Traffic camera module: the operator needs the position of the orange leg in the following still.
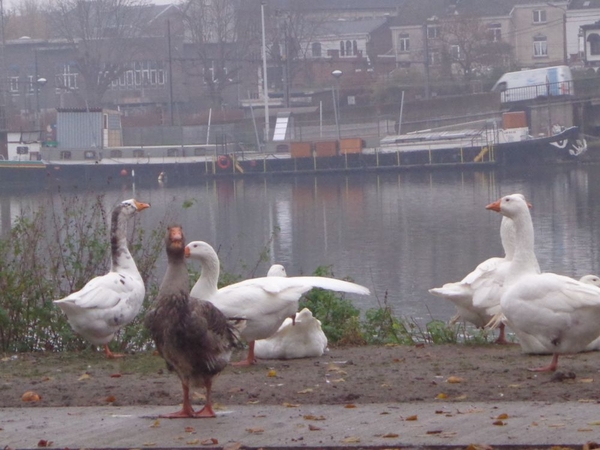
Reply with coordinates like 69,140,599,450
494,323,513,345
104,344,124,359
194,379,216,418
232,341,257,366
160,381,195,418
528,353,559,372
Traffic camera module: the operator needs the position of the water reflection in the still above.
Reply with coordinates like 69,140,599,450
1,164,600,323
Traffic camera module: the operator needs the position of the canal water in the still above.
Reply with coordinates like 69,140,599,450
2,163,600,324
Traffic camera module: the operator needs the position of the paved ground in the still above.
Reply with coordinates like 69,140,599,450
2,401,600,449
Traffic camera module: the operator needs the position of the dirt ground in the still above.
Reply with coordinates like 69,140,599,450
2,344,600,410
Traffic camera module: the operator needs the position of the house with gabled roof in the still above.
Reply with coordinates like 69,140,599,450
567,0,600,62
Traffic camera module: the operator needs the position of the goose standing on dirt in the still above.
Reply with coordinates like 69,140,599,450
54,199,150,359
486,194,600,372
429,201,539,344
145,226,243,418
185,240,370,366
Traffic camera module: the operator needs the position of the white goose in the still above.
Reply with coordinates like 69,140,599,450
185,241,370,365
516,275,600,354
254,307,328,360
487,194,600,372
429,199,539,344
54,199,150,358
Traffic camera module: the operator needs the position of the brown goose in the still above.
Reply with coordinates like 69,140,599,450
145,225,242,418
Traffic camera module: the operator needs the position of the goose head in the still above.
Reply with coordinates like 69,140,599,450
119,198,151,217
184,240,219,262
166,225,185,256
486,193,530,219
267,264,287,277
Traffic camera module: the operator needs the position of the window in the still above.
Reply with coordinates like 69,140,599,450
450,45,462,60
346,40,352,56
9,77,19,94
428,50,441,65
16,146,29,155
533,10,547,24
203,64,228,84
533,35,548,57
84,150,97,160
60,151,72,160
111,61,166,90
340,41,345,56
427,25,440,39
56,63,78,91
588,33,600,55
397,34,410,52
488,23,501,42
133,149,145,158
167,148,179,157
110,149,123,158
311,42,322,58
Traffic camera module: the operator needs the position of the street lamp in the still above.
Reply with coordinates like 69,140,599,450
331,69,342,141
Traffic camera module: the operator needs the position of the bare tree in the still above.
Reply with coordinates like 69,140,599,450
439,14,512,82
267,5,332,96
180,0,260,109
47,0,154,107
3,0,51,40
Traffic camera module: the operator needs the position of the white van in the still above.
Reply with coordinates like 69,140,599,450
491,66,574,103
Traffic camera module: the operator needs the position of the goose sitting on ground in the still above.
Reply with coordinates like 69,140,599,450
185,240,370,366
54,199,150,359
145,225,243,418
486,194,600,372
429,200,539,344
254,307,328,360
267,264,287,277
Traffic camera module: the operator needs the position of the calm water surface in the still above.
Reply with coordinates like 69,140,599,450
2,164,600,323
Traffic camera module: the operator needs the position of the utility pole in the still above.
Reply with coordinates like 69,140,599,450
261,2,270,145
167,20,174,126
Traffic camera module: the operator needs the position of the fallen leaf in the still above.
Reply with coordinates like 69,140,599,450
192,392,206,401
579,378,594,383
267,370,277,377
303,415,326,421
583,442,600,450
297,388,313,394
493,420,505,426
447,376,463,383
588,421,600,426
308,424,321,431
436,393,448,399
344,404,356,409
223,443,242,450
405,415,418,421
341,436,360,443
186,439,200,445
37,440,53,447
78,373,91,381
142,443,156,447
246,428,264,434
466,444,494,450
508,384,522,388
105,395,116,403
455,394,467,400
497,413,509,420
201,438,218,445
426,430,442,435
331,378,345,383
150,420,160,428
110,373,122,378
228,387,244,394
382,432,399,438
184,426,195,433
579,428,594,432
282,402,299,408
22,391,41,402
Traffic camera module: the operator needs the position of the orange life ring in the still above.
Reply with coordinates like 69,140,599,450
217,155,232,170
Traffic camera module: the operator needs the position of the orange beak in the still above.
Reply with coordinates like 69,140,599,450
486,199,502,212
134,200,151,211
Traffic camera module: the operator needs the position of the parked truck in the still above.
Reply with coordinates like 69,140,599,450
491,66,574,103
